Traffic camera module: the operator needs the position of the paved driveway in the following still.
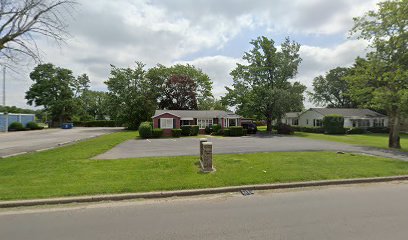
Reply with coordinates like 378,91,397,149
0,127,122,158
95,134,408,160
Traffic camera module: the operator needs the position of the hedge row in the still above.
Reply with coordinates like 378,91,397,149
8,121,44,131
72,120,118,127
323,115,345,134
180,125,199,136
223,126,245,136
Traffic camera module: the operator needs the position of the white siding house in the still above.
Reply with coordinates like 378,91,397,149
283,108,388,128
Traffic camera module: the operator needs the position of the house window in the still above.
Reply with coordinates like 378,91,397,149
373,119,384,127
359,119,370,127
292,119,299,126
197,119,213,129
313,119,323,127
160,118,173,129
306,119,309,125
181,120,191,126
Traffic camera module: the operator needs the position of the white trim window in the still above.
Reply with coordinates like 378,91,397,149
197,119,213,129
160,118,173,129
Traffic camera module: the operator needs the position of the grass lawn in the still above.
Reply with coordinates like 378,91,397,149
294,132,408,151
1,131,408,201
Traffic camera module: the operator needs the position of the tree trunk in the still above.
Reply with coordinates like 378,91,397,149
266,114,272,133
388,109,401,149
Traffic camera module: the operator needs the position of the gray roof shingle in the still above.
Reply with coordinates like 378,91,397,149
309,108,386,118
152,110,241,119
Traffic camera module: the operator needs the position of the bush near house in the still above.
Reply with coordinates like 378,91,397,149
26,121,44,130
138,122,153,138
212,124,222,135
323,114,345,134
243,129,248,136
8,122,26,131
152,128,164,138
229,126,244,136
172,129,182,137
205,126,212,134
295,126,325,133
181,125,192,136
223,128,231,136
276,123,294,135
191,125,199,136
347,128,367,134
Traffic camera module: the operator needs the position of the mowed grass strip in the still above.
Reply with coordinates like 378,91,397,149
1,131,408,200
294,132,408,151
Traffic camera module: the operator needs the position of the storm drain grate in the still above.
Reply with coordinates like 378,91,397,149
240,189,254,196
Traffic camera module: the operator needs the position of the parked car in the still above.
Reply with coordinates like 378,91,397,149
242,122,257,134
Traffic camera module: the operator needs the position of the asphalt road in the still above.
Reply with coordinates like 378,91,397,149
1,182,408,240
0,127,122,157
95,135,408,160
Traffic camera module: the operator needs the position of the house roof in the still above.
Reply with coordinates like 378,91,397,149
307,108,386,118
152,110,241,119
285,112,301,118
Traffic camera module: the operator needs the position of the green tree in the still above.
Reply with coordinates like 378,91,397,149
25,63,77,126
349,0,408,149
105,62,156,129
146,64,213,109
308,67,357,108
76,90,109,120
222,36,306,132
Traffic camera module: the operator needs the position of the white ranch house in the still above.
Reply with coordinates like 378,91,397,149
283,108,388,128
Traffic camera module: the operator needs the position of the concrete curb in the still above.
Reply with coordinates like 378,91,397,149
2,175,408,208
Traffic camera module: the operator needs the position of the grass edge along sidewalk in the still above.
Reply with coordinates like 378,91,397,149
2,131,408,201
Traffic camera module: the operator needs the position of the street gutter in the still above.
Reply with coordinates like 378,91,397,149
2,175,408,208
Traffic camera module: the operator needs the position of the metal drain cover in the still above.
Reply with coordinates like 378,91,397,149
240,189,254,196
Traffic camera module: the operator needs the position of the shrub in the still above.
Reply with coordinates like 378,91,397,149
152,128,163,138
367,127,389,133
191,125,199,136
138,122,152,138
172,129,182,138
323,115,345,134
347,128,366,134
276,123,294,135
212,124,222,135
8,122,25,131
205,126,213,134
223,128,231,136
229,126,244,136
181,125,192,136
26,121,43,130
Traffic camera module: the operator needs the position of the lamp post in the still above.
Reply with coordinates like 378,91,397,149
2,66,7,133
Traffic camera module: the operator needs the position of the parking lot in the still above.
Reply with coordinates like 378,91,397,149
94,134,400,160
0,127,122,158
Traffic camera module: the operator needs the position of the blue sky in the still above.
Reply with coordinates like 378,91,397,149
4,0,379,109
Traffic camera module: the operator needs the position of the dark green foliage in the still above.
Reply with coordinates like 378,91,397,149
152,128,164,138
229,126,244,136
323,115,345,134
367,127,389,133
205,126,212,134
26,121,43,130
73,120,117,127
212,124,222,135
181,125,192,136
243,129,248,136
347,128,367,134
138,122,153,139
223,128,231,136
172,129,182,138
276,123,294,135
8,122,25,131
191,125,199,136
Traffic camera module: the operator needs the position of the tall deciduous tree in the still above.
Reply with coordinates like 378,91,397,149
198,97,229,111
222,36,306,132
105,62,156,129
349,0,408,149
159,75,198,110
25,63,77,125
0,0,77,65
146,64,213,109
309,67,357,108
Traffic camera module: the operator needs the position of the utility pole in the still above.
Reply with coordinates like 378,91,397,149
2,66,7,133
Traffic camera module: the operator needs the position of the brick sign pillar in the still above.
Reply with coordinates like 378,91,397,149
201,142,214,172
199,138,207,161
